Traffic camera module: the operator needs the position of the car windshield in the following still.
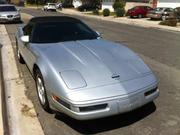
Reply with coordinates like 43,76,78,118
32,21,98,43
155,8,164,11
131,6,139,10
0,6,17,12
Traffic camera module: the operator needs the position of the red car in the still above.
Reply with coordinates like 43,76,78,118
127,6,153,18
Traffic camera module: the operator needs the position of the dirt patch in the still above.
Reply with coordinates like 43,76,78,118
21,103,37,118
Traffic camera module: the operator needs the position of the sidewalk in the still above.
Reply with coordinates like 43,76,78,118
59,8,180,32
0,21,44,135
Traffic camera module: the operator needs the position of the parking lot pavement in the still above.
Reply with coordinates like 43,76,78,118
1,8,180,135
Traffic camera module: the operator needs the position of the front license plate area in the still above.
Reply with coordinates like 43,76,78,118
118,95,140,112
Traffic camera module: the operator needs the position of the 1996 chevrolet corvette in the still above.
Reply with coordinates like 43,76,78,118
15,16,159,120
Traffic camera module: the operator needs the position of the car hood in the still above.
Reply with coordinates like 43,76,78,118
33,39,152,90
0,11,19,16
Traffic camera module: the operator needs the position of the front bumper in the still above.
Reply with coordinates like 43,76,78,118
0,16,21,23
51,85,159,120
147,14,162,19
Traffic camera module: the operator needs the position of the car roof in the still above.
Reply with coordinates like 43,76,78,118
29,16,81,24
0,4,15,7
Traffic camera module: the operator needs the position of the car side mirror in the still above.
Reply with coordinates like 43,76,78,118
17,9,21,12
96,31,102,39
20,35,29,43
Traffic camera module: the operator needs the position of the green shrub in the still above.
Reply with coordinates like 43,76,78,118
115,8,125,17
113,0,125,10
103,8,110,17
93,9,99,15
159,19,177,27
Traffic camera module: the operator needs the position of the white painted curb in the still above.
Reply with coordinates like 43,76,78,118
0,23,44,135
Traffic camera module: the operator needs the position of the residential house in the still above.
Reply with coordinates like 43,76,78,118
155,0,180,8
102,0,151,11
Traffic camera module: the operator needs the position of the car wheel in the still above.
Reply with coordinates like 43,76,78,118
138,14,143,18
162,15,166,21
35,69,52,113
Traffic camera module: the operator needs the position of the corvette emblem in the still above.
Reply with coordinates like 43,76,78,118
111,74,120,79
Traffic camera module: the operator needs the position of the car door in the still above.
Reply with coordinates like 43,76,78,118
21,23,36,72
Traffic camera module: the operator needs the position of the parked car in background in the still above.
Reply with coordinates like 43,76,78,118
43,3,56,11
0,4,21,23
62,2,73,8
15,16,159,120
127,6,153,18
56,2,62,10
174,7,180,21
147,7,174,21
77,3,99,12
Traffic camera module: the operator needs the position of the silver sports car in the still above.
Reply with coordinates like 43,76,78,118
0,4,21,23
16,16,159,120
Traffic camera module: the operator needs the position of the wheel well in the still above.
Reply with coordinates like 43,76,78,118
33,64,40,77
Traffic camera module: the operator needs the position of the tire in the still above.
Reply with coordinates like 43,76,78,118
35,69,52,113
162,15,166,21
138,14,143,18
16,39,25,64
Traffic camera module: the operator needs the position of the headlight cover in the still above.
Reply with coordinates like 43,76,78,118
14,14,20,18
60,70,87,89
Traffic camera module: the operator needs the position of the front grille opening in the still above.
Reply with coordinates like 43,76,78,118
79,104,108,112
144,87,158,97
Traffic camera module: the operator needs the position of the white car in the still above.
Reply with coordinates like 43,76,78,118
43,3,56,11
0,4,21,23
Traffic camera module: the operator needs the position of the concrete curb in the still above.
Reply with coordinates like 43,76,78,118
0,87,3,135
0,23,44,135
0,44,4,134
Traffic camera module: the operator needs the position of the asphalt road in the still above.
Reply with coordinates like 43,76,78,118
5,8,180,135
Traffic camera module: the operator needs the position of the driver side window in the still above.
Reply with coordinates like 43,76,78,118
23,24,34,36
23,23,34,42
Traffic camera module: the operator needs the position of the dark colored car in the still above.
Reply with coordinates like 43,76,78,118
77,4,99,12
147,7,174,21
62,2,73,8
174,7,180,21
127,6,153,18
